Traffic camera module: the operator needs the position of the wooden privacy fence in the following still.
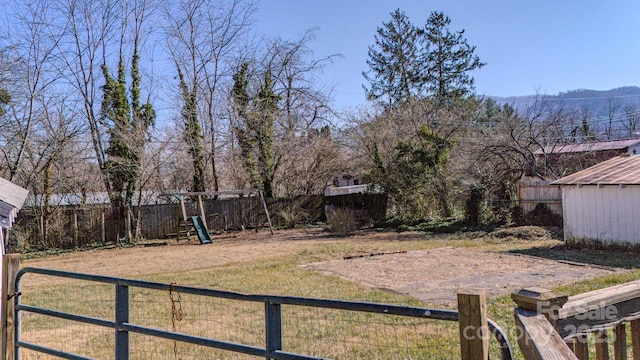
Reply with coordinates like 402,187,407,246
513,281,640,359
12,194,386,250
518,179,562,216
10,206,125,250
122,195,326,240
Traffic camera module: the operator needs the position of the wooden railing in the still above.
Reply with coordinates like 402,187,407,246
513,280,640,359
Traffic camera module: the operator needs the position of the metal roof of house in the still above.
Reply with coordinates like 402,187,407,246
537,139,640,154
551,155,640,186
24,190,244,207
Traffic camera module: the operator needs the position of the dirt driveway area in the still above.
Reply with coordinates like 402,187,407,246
22,228,625,303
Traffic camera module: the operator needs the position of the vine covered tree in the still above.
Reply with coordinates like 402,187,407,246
230,30,337,197
232,63,280,197
163,0,255,193
101,0,155,209
102,58,133,208
177,66,206,192
353,100,460,218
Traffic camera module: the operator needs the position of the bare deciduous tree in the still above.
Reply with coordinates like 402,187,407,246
163,0,255,192
603,97,621,140
1,0,61,183
623,103,640,138
230,30,340,196
52,0,121,199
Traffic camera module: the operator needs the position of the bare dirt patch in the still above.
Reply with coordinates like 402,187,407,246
305,247,625,306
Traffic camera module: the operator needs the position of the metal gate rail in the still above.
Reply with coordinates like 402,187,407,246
14,267,512,359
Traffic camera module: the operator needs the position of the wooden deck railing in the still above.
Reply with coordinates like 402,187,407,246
513,280,640,359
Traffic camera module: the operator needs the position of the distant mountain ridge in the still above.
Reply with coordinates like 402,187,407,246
491,86,640,117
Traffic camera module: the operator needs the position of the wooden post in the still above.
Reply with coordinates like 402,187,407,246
614,324,627,360
458,289,489,360
258,191,274,235
58,211,63,245
124,206,132,241
511,287,568,328
238,193,244,230
39,215,44,246
2,254,19,360
101,211,106,244
595,330,609,360
73,210,78,247
254,195,260,233
511,287,576,360
178,196,190,239
574,335,589,360
631,319,640,360
196,195,208,232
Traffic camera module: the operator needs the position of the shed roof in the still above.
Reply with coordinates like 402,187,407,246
0,177,29,209
551,155,640,186
537,139,640,155
0,177,29,229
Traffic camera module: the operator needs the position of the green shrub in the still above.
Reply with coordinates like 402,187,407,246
278,202,309,229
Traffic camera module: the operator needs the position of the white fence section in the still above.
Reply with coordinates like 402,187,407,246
324,184,369,196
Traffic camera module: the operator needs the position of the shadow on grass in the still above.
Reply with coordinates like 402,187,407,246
509,244,640,269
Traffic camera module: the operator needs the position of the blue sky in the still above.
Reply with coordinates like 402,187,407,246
254,0,640,110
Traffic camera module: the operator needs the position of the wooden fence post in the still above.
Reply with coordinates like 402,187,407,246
511,287,576,360
458,289,489,360
614,324,626,360
258,191,274,235
511,287,568,327
631,319,640,360
101,210,106,244
594,330,609,360
2,254,19,360
73,211,78,247
574,335,589,360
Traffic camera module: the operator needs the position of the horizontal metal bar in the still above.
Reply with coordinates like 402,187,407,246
16,267,265,302
17,341,94,360
121,323,267,357
17,304,115,329
17,267,123,286
123,323,326,360
270,350,327,360
267,296,460,320
17,267,458,321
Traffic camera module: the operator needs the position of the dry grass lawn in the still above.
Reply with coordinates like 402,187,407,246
16,226,640,359
21,226,625,304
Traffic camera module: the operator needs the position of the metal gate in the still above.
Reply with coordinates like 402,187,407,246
14,267,512,359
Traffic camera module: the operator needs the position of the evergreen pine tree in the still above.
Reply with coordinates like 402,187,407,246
422,11,485,102
362,9,422,107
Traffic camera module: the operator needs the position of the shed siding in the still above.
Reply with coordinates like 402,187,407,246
563,185,640,245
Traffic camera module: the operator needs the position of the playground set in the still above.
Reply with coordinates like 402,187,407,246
162,189,273,244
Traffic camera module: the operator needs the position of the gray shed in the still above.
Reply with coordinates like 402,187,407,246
551,155,640,246
0,177,28,253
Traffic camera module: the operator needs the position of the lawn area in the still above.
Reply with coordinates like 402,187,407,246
16,226,640,359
